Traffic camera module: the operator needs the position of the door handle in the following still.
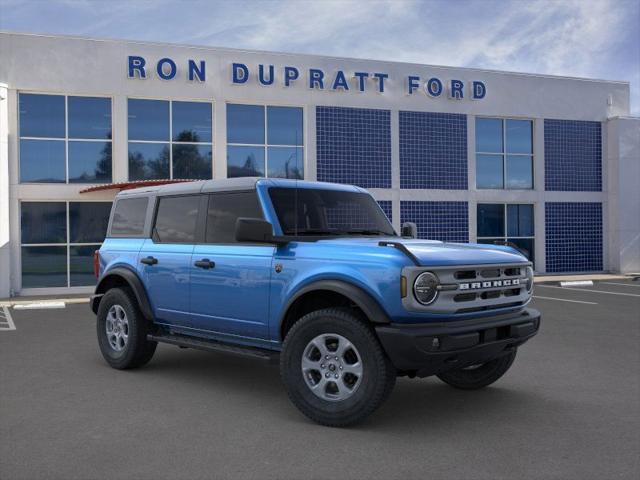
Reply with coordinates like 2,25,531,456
141,256,158,266
194,259,215,269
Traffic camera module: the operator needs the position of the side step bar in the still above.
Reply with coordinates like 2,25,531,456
147,333,278,362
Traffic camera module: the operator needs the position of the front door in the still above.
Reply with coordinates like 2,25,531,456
139,194,201,328
189,191,274,340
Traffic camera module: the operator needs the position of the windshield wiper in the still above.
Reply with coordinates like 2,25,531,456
345,229,393,236
284,228,347,236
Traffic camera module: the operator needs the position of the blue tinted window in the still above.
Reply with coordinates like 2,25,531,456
227,146,265,178
507,238,534,262
507,204,534,237
506,155,533,189
69,202,112,243
227,104,264,144
20,139,65,183
21,246,68,288
476,118,502,153
70,246,98,286
68,141,112,183
506,119,532,154
477,204,505,237
128,142,170,180
172,101,212,143
172,144,212,179
128,99,169,141
21,202,67,244
268,147,303,179
19,93,65,138
68,97,112,139
267,106,303,145
476,154,503,189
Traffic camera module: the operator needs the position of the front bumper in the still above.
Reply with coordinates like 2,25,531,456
375,308,541,377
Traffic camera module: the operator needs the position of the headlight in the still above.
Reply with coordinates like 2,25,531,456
414,272,439,305
525,266,534,293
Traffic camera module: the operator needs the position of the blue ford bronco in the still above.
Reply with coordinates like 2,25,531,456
91,178,540,426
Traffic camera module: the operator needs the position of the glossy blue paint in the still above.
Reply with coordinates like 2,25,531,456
98,179,530,351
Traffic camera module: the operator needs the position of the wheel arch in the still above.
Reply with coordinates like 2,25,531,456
92,267,154,320
279,280,391,341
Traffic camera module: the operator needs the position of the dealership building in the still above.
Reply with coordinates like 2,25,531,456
0,31,638,297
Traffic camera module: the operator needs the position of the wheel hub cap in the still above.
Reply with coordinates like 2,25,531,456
301,333,363,402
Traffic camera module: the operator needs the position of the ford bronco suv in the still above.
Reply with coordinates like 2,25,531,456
91,178,540,426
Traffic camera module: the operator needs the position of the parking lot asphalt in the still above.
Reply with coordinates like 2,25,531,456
1,280,639,480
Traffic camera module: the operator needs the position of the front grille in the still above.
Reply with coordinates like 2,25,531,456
403,262,532,315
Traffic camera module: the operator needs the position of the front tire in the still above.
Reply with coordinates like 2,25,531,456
436,349,517,390
97,287,157,370
280,308,396,427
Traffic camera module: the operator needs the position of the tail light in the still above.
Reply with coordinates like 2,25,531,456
94,250,100,278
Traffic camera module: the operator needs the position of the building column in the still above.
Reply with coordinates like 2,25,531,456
0,83,9,297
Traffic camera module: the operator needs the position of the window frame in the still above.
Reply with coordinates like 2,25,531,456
19,200,113,289
226,102,306,180
476,202,536,260
204,190,266,245
127,97,215,181
18,92,114,184
475,116,534,190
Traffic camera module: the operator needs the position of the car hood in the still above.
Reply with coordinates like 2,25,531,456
316,237,528,267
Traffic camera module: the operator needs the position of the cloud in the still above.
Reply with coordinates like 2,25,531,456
1,0,638,113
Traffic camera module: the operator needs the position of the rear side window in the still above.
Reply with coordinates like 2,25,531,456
154,195,200,243
110,197,148,236
206,192,263,244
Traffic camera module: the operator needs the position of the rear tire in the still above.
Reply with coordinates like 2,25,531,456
96,287,157,370
436,349,517,390
280,308,396,427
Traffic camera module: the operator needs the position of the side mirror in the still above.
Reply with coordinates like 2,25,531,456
235,218,275,243
401,222,418,239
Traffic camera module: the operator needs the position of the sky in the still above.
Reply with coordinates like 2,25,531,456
1,0,638,114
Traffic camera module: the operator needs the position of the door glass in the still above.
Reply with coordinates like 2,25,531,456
154,195,200,243
205,192,263,244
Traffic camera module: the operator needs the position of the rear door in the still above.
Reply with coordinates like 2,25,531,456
190,191,274,340
139,194,203,328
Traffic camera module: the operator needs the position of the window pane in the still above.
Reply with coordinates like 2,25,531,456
506,155,533,189
227,146,265,178
110,197,148,236
477,204,505,237
476,118,503,153
267,147,303,179
21,202,66,244
507,237,534,262
267,106,303,145
20,139,65,183
19,93,65,138
172,144,212,180
507,204,534,237
70,202,112,243
506,119,532,154
206,192,263,244
128,99,169,141
172,101,212,143
68,96,112,139
128,142,170,180
70,245,100,286
476,154,504,189
227,104,264,144
21,246,67,288
68,141,112,183
154,195,200,243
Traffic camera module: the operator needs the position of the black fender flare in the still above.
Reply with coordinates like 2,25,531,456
91,267,154,320
280,279,391,328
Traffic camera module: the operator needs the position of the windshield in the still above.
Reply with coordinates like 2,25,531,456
269,187,396,237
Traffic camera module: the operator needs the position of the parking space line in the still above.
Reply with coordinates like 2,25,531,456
537,285,640,297
533,295,597,305
600,282,640,288
0,306,16,331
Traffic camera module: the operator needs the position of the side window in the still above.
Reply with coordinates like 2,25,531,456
110,197,149,236
205,192,263,244
153,195,200,244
